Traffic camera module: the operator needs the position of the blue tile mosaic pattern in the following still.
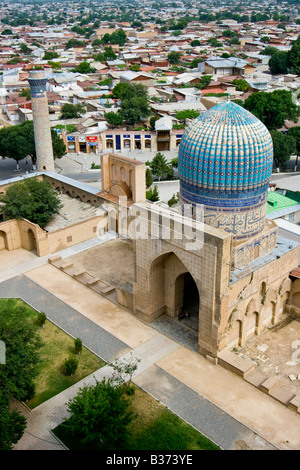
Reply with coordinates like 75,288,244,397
178,100,273,205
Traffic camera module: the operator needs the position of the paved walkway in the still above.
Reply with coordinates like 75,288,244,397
2,265,300,451
0,231,117,284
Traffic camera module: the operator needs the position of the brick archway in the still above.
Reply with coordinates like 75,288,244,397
0,230,8,251
147,251,200,323
131,202,232,358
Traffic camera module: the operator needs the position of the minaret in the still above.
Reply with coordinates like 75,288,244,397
28,69,55,172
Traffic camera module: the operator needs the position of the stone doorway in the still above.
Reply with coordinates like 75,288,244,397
176,272,199,332
27,229,37,253
0,231,8,251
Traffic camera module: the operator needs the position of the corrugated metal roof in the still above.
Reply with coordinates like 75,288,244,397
266,191,299,214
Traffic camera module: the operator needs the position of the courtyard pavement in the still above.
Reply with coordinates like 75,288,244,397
1,256,300,451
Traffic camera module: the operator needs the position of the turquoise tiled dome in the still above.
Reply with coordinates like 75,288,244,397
178,100,273,204
178,100,274,240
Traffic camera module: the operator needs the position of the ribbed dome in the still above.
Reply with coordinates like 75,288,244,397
178,100,273,199
178,100,274,240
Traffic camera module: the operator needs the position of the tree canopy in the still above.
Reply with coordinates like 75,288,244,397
101,29,127,46
259,45,278,56
243,90,300,130
0,178,62,228
195,75,212,90
0,299,44,450
175,110,200,120
267,37,300,75
288,38,300,75
62,378,134,449
167,51,182,65
0,299,43,401
0,120,35,164
104,110,124,127
146,152,174,181
0,121,66,165
0,391,26,450
43,51,59,60
268,51,289,74
60,103,86,119
65,38,86,49
270,130,296,171
108,83,151,126
71,60,96,74
287,127,300,170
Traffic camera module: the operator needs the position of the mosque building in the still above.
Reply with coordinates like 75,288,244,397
0,73,300,365
132,99,300,360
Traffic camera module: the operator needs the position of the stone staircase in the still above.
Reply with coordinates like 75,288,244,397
218,349,300,414
48,254,117,301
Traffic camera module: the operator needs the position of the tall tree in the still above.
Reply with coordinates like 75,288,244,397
104,110,124,127
0,391,26,450
0,121,66,167
71,60,96,74
51,129,66,160
146,152,174,181
121,95,150,125
270,130,296,172
287,127,300,171
0,120,35,168
0,300,43,401
288,39,300,75
63,378,134,449
119,84,151,126
243,90,300,130
167,51,182,65
268,51,289,74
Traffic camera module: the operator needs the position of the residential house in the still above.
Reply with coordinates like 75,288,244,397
119,70,154,87
204,57,256,76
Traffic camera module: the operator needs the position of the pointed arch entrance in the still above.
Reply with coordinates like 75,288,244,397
148,251,200,331
27,229,37,252
0,230,8,251
175,272,200,331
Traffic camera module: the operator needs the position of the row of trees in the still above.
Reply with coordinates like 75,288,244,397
0,301,43,449
0,291,141,450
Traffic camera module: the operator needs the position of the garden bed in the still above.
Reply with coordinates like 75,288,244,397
0,299,105,409
52,385,219,451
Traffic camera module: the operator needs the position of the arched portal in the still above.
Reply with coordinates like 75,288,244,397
0,230,8,251
176,272,200,331
148,252,200,331
27,229,36,252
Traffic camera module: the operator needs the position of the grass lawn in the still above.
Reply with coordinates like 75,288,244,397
0,298,105,409
52,386,220,451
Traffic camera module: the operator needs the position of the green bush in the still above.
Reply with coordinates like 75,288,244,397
35,312,47,328
74,338,82,354
63,357,79,376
